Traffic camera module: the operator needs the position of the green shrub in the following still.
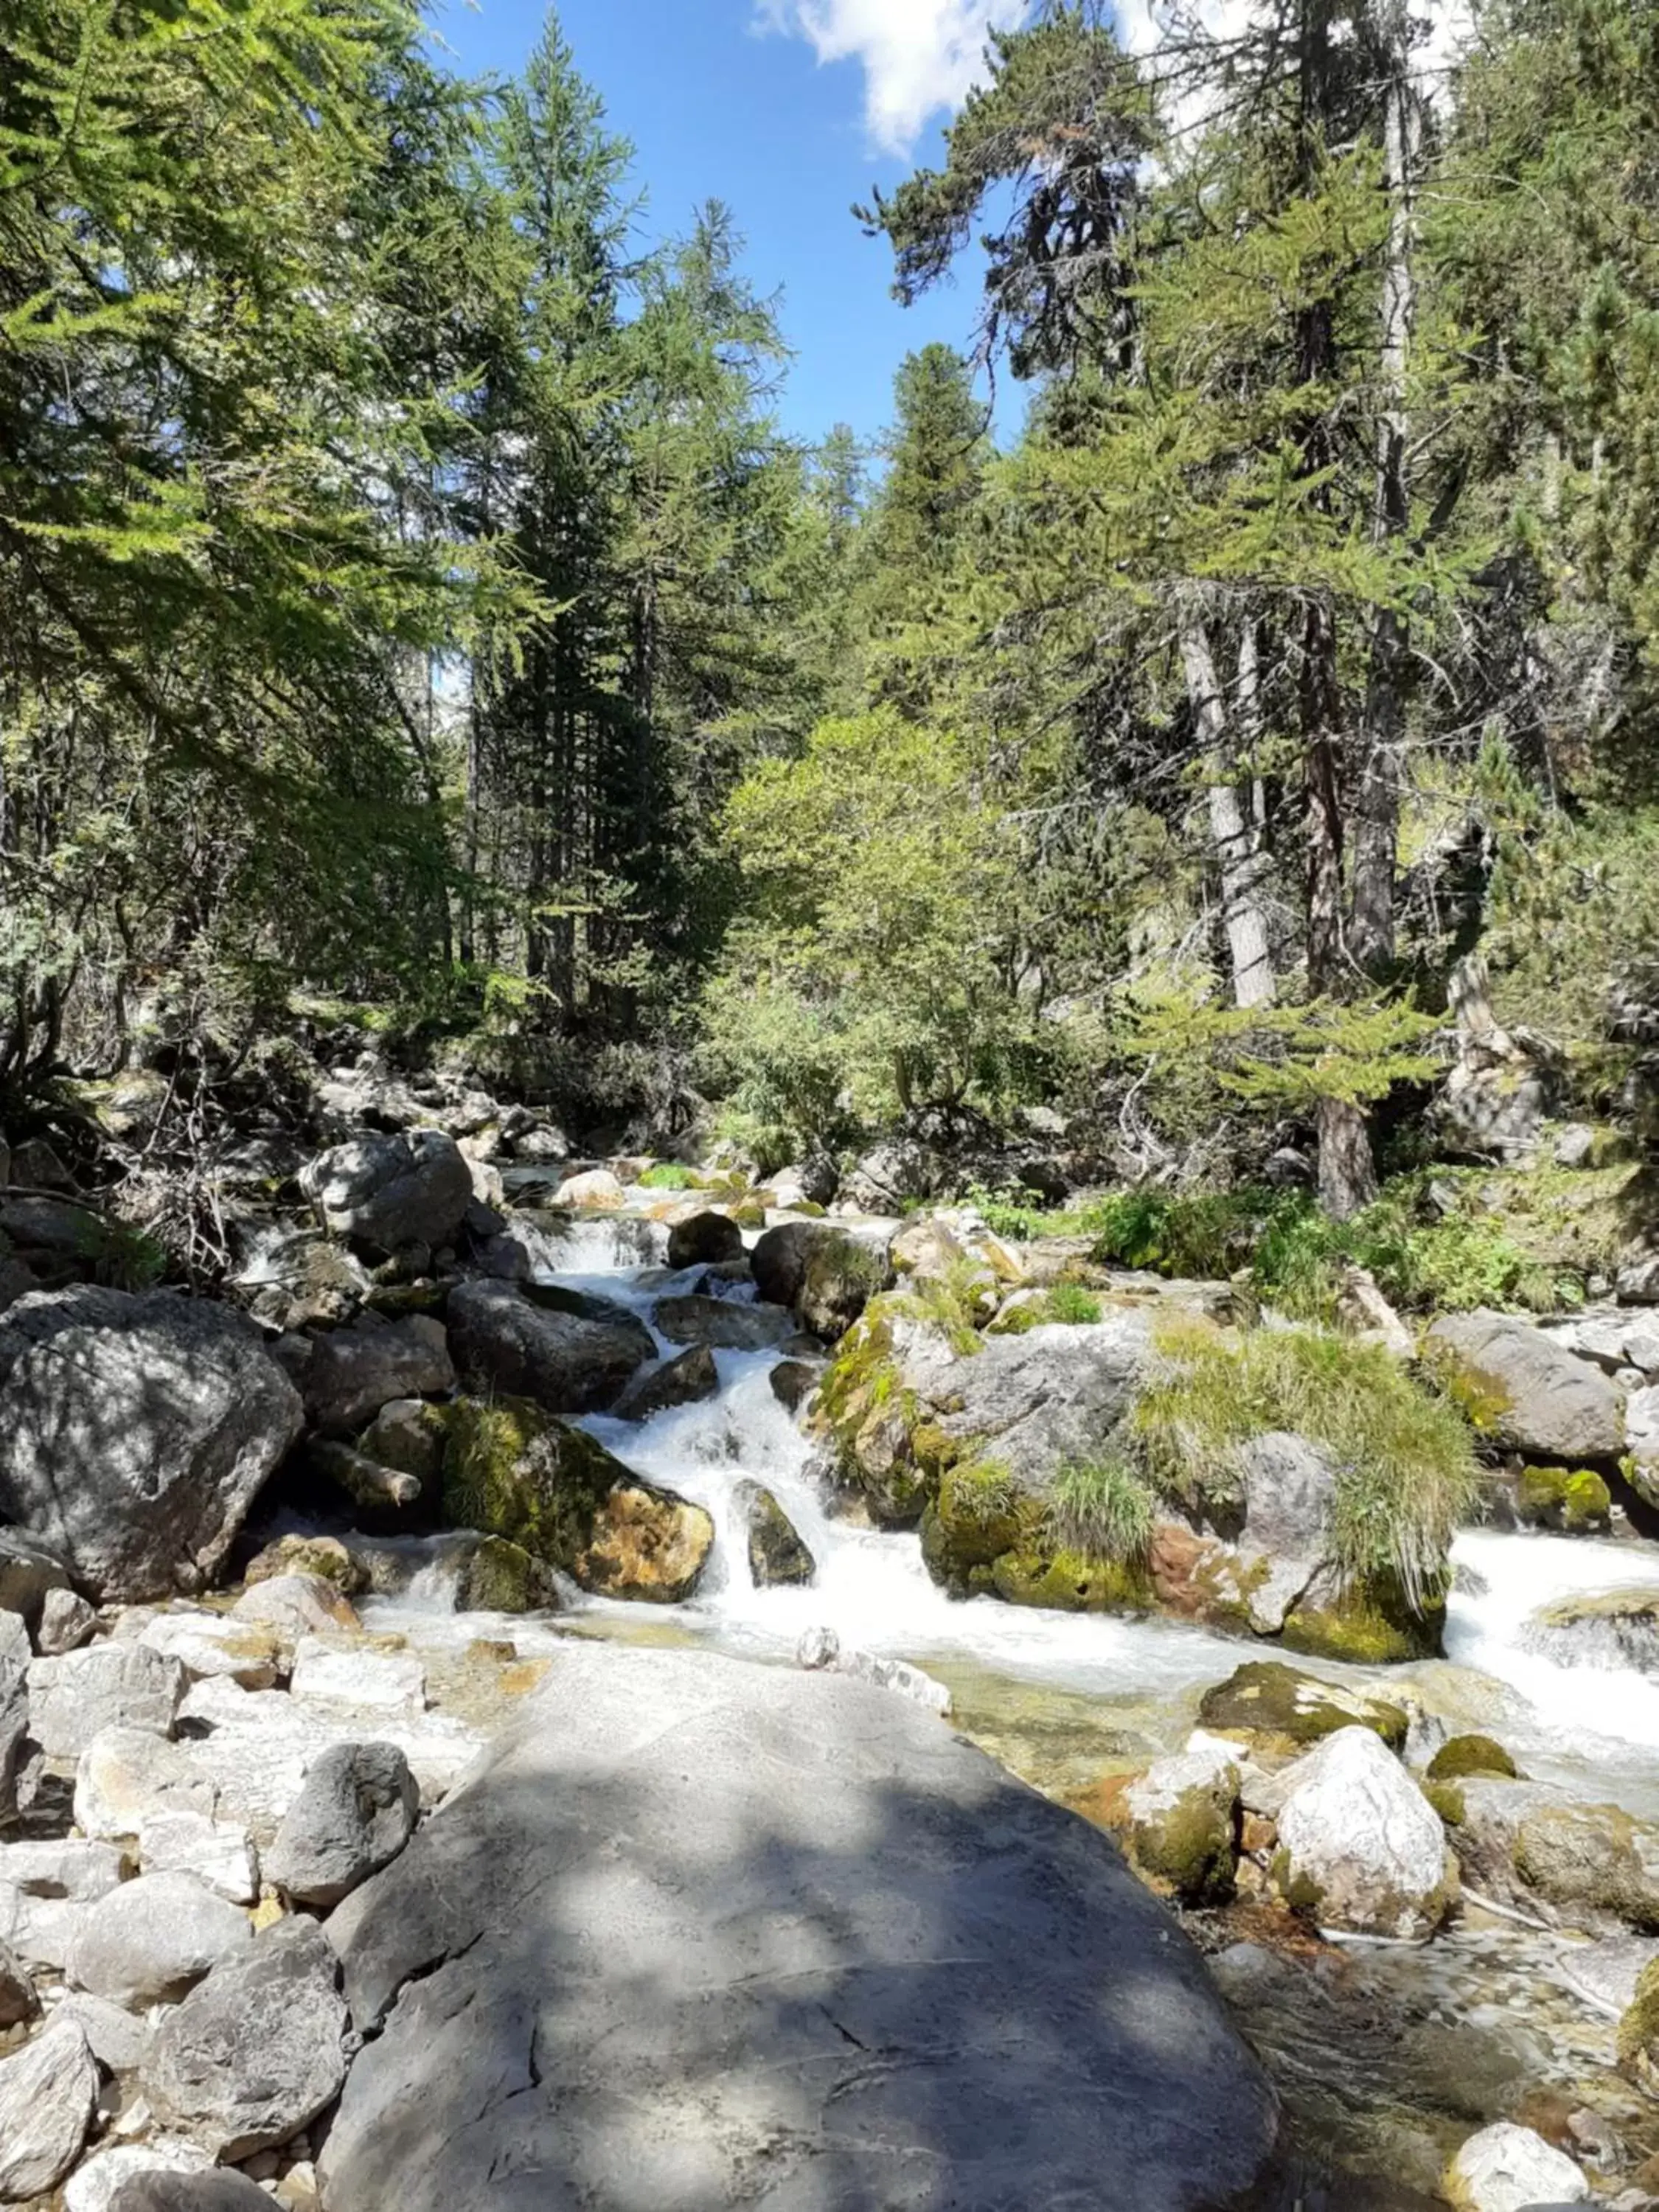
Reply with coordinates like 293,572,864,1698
1045,1283,1102,1325
1132,1318,1481,1612
638,1162,696,1191
1047,1458,1158,1563
1081,1175,1580,1320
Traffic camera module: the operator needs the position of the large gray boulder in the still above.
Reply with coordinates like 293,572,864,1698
300,1315,453,1433
299,1128,472,1256
447,1279,653,1414
265,1741,418,1907
751,1220,892,1338
144,1915,349,2161
319,1644,1284,2212
0,1289,303,1601
1426,1309,1624,1462
0,2012,97,2200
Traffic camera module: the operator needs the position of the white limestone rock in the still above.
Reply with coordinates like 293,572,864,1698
1273,1725,1458,1939
1443,2120,1589,2211
0,2012,98,2200
66,1870,251,2010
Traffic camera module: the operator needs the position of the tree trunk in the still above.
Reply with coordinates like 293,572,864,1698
1179,600,1276,1009
1352,0,1422,977
1295,0,1380,1217
1317,1094,1380,1218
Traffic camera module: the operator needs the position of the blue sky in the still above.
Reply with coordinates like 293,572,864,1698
429,0,1029,452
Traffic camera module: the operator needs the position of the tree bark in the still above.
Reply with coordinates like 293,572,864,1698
1352,0,1422,977
1317,1093,1380,1217
1179,600,1276,1009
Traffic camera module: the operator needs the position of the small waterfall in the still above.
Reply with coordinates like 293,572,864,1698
1444,1527,1659,1784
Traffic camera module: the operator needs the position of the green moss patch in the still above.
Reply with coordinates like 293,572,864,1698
1427,1733,1519,1782
1197,1660,1409,1754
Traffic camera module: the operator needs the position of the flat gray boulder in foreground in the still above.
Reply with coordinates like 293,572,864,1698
320,1644,1284,2212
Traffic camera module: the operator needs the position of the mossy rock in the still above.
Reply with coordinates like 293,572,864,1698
1197,1660,1409,1756
814,1295,933,1526
1516,1464,1613,1533
245,1534,367,1597
1427,1733,1518,1783
1281,1568,1446,1667
989,1547,1152,1615
1423,1779,1467,1829
441,1394,712,1603
1127,1764,1239,1907
456,1536,557,1614
1618,1957,1659,2093
736,1481,815,1588
919,1461,1037,1585
1513,1801,1659,1932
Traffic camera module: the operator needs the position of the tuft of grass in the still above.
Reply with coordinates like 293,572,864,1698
1046,1282,1102,1325
952,1459,1019,1528
639,1162,696,1192
1046,1457,1158,1565
1132,1316,1481,1613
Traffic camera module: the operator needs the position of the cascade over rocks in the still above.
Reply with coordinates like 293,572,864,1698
318,1643,1286,2212
299,1128,472,1257
447,1278,653,1413
0,1288,303,1603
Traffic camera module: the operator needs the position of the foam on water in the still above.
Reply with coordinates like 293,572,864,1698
1446,1526,1659,1759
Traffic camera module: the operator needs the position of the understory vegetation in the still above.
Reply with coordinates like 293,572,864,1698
7,0,1659,1258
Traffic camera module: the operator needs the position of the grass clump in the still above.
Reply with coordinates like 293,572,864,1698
1132,1317,1481,1613
1047,1457,1157,1564
1046,1282,1103,1325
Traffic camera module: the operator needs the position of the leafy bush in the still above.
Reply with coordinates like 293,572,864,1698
1132,1318,1481,1610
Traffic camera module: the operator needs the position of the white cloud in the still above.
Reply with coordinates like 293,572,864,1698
760,0,1477,162
756,0,1029,156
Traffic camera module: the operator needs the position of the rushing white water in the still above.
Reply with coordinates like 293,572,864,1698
371,1213,1659,1804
